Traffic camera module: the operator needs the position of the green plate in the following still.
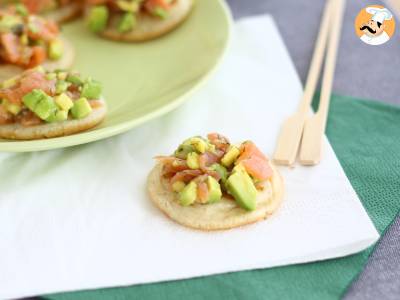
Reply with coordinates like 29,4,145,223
0,0,231,152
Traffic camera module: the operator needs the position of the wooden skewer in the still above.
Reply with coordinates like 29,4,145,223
273,0,335,166
299,0,346,165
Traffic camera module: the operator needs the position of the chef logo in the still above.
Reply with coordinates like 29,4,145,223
355,5,395,45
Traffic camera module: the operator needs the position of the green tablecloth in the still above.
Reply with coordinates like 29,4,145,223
45,94,400,300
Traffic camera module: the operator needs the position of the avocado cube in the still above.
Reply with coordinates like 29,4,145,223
57,72,68,81
186,152,200,169
66,74,83,86
0,15,20,32
210,163,228,183
55,81,71,94
206,176,222,203
34,96,58,120
1,76,18,89
152,6,169,19
183,137,208,153
172,181,186,193
46,72,57,81
88,5,109,33
20,34,28,45
116,0,140,12
81,80,102,99
118,12,136,33
48,39,63,60
71,98,92,119
221,146,240,167
226,169,257,211
2,100,21,115
46,110,68,123
15,3,28,16
22,89,47,111
55,93,73,111
178,181,197,206
33,66,46,74
174,144,195,159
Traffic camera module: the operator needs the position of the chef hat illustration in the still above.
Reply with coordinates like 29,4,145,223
366,7,393,24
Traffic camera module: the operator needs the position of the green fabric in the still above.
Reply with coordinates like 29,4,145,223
44,94,400,300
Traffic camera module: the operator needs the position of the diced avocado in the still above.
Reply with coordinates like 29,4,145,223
46,110,68,123
66,74,83,86
28,22,39,34
46,72,57,81
210,163,228,183
152,6,169,19
187,152,200,169
55,80,71,94
15,4,28,16
174,144,195,159
183,137,208,153
55,93,73,111
1,76,18,89
118,12,136,33
116,0,140,12
226,168,257,211
172,181,186,193
81,79,102,99
178,181,197,206
2,100,21,115
22,89,47,111
0,15,20,32
206,176,222,203
33,66,45,74
48,39,63,60
88,5,109,33
221,146,240,167
71,97,92,119
57,72,68,81
20,34,28,45
34,96,58,120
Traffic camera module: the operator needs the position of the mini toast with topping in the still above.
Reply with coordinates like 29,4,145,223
147,133,284,231
0,6,74,81
85,0,194,42
3,1,83,23
0,67,107,140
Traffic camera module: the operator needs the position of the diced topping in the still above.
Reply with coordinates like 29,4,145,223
0,7,63,68
172,181,185,193
48,39,63,60
157,134,273,210
186,152,199,169
34,93,57,120
179,181,197,206
87,0,175,33
22,0,74,14
46,109,68,122
88,5,109,33
206,176,222,203
209,163,228,183
237,141,273,181
0,69,103,126
221,146,240,167
71,97,92,119
118,12,136,33
81,79,102,99
226,166,257,211
54,93,73,111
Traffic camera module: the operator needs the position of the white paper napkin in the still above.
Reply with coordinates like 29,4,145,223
0,15,379,299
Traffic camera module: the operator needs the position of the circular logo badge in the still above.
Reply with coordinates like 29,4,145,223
355,5,396,45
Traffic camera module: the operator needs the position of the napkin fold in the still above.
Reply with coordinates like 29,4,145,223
0,16,378,299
